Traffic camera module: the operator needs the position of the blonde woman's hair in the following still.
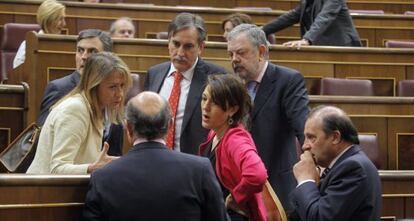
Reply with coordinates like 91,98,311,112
69,52,132,130
37,0,65,33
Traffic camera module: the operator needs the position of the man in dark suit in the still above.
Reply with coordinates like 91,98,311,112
290,105,381,221
37,29,123,156
262,0,362,47
144,12,227,154
83,91,228,221
227,24,309,210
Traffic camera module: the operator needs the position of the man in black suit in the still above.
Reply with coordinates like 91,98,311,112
144,12,227,154
37,29,123,156
83,91,228,221
262,0,362,48
290,105,381,221
227,24,309,210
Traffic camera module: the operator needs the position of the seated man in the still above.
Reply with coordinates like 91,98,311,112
109,17,136,38
290,105,381,221
83,92,228,221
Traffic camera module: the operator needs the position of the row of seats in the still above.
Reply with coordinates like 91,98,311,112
0,23,40,83
311,78,414,97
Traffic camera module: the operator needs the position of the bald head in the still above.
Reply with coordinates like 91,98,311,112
110,17,136,38
308,105,359,145
126,92,171,140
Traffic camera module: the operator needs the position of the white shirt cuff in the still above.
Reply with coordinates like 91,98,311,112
296,179,316,188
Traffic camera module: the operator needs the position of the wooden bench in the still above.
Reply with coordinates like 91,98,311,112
120,0,414,15
0,171,412,220
0,0,413,47
0,83,28,153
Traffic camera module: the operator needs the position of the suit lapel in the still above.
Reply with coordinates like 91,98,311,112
252,64,277,120
152,63,170,92
181,59,207,132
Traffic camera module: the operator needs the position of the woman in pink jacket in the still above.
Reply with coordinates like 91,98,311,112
199,74,268,221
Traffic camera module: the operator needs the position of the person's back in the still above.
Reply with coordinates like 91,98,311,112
83,91,227,221
84,143,226,221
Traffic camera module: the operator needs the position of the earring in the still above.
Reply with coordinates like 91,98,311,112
228,117,234,125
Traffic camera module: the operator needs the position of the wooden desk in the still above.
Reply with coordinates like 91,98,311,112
0,174,88,221
0,83,28,153
121,0,414,15
0,172,412,220
0,0,413,47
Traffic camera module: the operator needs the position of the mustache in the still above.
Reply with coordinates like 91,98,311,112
232,63,244,72
172,56,188,63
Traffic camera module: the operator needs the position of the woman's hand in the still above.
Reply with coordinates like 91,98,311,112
87,142,119,173
225,194,249,217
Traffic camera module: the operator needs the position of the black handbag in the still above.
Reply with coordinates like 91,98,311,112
0,123,41,173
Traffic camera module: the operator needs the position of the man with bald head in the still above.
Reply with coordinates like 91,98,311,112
109,17,136,39
83,92,227,221
289,105,381,221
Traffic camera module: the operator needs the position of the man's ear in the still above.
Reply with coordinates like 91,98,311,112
124,120,133,144
331,130,342,145
258,44,266,60
198,41,205,55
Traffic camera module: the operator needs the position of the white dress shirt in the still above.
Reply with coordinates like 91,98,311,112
159,58,198,151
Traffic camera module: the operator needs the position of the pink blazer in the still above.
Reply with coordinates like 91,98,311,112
199,125,268,221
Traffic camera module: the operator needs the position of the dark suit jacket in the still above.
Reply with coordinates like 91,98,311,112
290,145,382,221
83,142,228,221
263,0,362,46
250,63,309,210
36,71,123,156
144,59,227,154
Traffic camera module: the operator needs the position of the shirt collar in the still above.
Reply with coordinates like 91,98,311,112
327,144,353,169
133,137,166,146
252,61,268,84
168,57,198,81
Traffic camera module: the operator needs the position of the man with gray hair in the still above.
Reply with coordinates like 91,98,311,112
227,23,309,210
37,29,123,156
109,17,136,38
145,12,227,154
83,92,228,221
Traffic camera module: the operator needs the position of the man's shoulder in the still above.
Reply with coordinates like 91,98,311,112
268,62,301,76
148,62,170,73
197,59,227,74
48,71,79,89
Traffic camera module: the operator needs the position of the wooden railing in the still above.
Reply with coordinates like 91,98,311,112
0,171,412,220
0,0,413,47
120,0,414,14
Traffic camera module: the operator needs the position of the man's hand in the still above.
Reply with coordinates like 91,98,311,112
282,39,310,49
293,150,319,183
87,142,119,173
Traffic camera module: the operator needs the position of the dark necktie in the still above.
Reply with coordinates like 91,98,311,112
247,81,258,101
320,167,330,180
165,71,183,149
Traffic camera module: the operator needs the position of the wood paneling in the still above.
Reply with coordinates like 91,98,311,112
0,0,413,47
0,83,28,153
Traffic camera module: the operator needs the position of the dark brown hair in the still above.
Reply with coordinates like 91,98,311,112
206,74,252,127
221,13,253,30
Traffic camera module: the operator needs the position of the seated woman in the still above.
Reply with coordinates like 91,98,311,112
199,74,268,221
27,52,131,174
13,0,66,69
221,13,253,40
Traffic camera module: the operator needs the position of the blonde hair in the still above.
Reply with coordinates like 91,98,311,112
68,52,132,130
37,0,65,33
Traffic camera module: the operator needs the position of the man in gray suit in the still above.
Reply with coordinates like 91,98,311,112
144,12,227,154
227,24,309,210
262,0,362,48
83,92,227,221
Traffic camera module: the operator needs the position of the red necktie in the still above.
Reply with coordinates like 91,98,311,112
166,71,183,149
